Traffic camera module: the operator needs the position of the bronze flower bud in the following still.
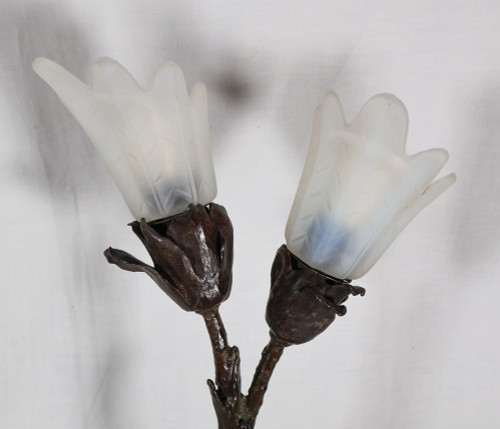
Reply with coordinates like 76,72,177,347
266,245,365,346
105,203,233,312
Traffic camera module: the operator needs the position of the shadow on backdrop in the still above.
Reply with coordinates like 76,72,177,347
130,0,264,149
274,49,358,158
0,4,127,429
449,84,500,274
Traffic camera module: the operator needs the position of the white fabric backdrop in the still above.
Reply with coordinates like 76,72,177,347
1,0,499,427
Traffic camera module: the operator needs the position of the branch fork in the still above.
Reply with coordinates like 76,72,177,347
105,204,364,428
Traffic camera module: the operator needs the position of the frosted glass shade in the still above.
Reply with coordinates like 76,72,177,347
285,92,456,280
33,57,217,222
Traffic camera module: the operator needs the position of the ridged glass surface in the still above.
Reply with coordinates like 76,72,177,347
33,57,217,221
285,92,456,280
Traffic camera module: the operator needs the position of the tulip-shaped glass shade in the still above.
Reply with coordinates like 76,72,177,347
285,92,456,280
33,57,217,222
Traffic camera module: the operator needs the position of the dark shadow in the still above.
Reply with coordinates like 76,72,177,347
0,4,106,197
449,83,500,272
274,49,358,158
125,1,264,151
0,4,121,429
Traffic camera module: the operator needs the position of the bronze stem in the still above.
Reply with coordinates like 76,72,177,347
246,336,285,416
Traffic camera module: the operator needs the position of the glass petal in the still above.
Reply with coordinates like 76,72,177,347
33,58,217,221
349,93,408,155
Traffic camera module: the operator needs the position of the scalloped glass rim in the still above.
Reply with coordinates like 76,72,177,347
33,57,217,221
285,91,456,279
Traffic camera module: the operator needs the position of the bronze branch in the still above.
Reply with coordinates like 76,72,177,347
104,204,364,428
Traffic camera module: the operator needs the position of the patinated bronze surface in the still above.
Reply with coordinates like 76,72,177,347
203,306,286,428
104,204,364,428
105,203,233,312
266,245,365,345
